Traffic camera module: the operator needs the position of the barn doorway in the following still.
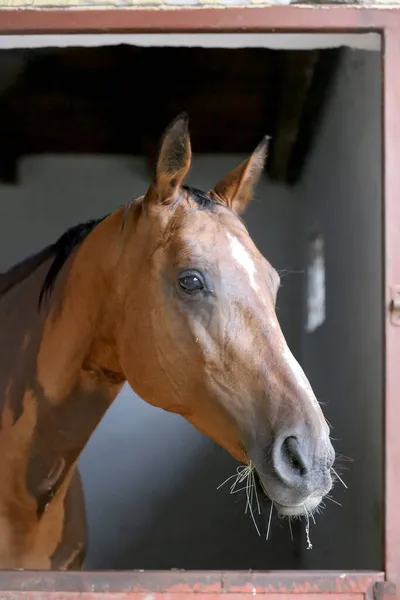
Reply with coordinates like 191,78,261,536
0,33,383,573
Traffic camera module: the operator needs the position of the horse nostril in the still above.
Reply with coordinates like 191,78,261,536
283,436,308,477
273,435,310,488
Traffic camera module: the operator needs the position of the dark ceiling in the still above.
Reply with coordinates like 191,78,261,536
0,44,342,184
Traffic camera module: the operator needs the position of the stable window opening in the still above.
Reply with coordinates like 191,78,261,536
0,34,383,575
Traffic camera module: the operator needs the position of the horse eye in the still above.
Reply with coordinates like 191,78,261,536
178,272,205,294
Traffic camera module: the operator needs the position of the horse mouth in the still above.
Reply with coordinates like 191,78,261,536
254,470,323,517
272,496,322,517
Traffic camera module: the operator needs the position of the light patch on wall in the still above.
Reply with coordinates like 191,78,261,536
305,232,326,333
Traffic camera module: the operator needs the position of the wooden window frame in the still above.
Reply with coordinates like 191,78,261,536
0,6,398,599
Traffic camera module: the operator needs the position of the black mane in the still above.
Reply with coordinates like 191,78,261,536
38,217,107,309
0,245,57,299
0,187,221,312
0,216,106,310
38,188,217,307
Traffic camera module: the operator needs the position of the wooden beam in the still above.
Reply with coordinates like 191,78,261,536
287,47,343,184
266,50,319,183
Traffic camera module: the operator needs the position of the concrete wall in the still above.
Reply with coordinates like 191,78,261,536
297,47,383,570
0,153,302,570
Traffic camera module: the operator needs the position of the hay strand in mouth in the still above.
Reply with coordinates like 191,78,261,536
304,505,313,550
218,461,345,548
245,462,261,536
218,462,261,536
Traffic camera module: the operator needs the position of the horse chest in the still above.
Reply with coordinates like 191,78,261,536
0,450,71,569
0,391,85,569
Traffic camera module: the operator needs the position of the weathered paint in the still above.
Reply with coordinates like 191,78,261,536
383,23,400,591
0,0,400,10
0,593,369,600
0,570,385,595
0,6,396,36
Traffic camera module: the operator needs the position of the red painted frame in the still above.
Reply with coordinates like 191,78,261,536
0,570,389,599
0,5,397,598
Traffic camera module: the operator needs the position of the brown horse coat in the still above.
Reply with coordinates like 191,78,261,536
0,115,334,569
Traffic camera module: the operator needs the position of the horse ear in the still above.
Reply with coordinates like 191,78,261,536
210,136,270,214
146,113,192,206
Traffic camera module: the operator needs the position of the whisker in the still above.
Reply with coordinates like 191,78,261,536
331,467,348,489
334,467,350,475
316,399,328,407
326,495,342,507
335,453,354,463
266,502,274,540
277,269,304,278
315,501,327,516
288,518,293,542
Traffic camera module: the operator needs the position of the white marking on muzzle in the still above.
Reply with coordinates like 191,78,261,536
227,232,258,292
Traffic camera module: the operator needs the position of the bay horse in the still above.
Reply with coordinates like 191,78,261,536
0,114,335,570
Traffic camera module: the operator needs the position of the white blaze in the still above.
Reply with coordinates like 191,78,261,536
226,230,325,427
227,232,258,292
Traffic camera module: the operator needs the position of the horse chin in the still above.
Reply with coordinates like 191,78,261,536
272,495,322,517
254,472,322,518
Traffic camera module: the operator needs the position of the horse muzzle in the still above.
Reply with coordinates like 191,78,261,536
252,429,335,517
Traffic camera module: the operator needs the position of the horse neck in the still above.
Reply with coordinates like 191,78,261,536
0,210,126,514
38,212,126,402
